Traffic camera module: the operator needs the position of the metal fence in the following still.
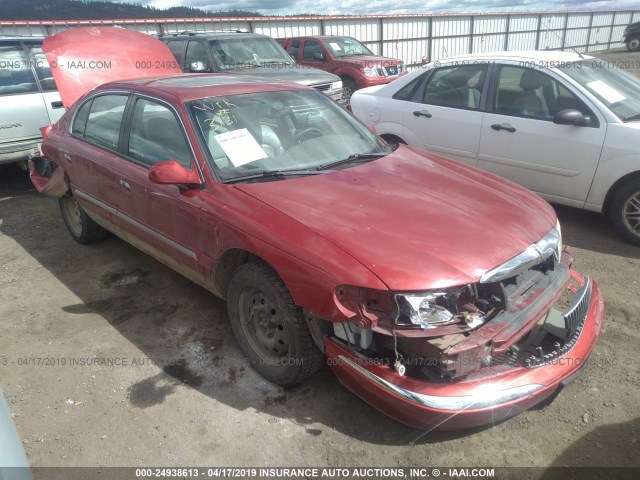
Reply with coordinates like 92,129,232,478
1,10,639,67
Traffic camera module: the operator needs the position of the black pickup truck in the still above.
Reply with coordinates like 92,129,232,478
623,21,640,51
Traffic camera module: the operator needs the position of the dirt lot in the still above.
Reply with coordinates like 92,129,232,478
1,49,639,474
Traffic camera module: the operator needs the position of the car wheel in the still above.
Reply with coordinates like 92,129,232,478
342,78,357,103
59,194,108,244
226,261,324,387
610,179,640,246
626,37,640,52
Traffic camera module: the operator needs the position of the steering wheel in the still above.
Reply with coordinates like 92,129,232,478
293,128,323,144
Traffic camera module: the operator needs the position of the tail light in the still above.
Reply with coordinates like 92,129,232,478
40,125,53,141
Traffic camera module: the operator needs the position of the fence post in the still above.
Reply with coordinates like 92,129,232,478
469,15,474,54
586,12,594,52
504,14,510,51
561,12,568,51
320,18,325,35
428,16,433,61
535,13,542,50
378,17,384,56
607,12,616,49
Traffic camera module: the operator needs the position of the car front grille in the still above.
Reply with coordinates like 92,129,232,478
523,277,592,368
385,65,399,76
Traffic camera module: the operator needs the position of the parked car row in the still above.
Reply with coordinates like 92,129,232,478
26,27,607,431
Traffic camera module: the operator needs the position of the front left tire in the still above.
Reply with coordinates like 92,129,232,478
226,261,324,387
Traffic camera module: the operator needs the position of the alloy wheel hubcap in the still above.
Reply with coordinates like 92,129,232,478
623,192,640,237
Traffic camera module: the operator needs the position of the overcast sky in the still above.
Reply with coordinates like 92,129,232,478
134,0,640,16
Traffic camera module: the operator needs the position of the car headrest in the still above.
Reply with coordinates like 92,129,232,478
519,69,550,91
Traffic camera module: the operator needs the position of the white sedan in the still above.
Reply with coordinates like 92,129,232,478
350,51,640,245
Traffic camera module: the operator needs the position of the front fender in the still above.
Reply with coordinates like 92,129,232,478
28,156,69,198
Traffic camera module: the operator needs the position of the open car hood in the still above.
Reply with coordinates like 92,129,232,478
43,27,182,107
235,147,557,291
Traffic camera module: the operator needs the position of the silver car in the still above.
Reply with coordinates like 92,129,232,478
0,37,63,169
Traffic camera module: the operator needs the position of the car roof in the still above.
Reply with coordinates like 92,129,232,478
98,73,310,103
438,50,593,63
160,31,267,40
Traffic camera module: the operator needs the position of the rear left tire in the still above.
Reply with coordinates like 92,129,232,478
59,194,108,244
626,37,640,52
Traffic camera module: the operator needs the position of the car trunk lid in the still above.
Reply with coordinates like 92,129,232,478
43,27,182,108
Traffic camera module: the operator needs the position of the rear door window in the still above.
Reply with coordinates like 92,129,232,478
0,43,38,95
422,64,488,110
81,94,129,150
23,43,56,91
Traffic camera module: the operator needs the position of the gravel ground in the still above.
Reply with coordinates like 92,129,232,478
0,49,639,476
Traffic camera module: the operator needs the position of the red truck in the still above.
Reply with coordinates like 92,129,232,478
277,35,407,101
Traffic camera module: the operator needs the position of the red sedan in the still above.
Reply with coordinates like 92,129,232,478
30,27,604,431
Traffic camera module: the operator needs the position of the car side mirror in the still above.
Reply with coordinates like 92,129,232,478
312,52,325,62
189,61,208,73
149,160,202,187
553,109,589,126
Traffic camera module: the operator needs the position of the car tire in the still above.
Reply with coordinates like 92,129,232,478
626,37,640,52
610,179,640,246
226,261,324,387
59,194,108,244
342,78,357,103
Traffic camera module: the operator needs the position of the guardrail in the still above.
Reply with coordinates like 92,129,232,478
1,10,639,67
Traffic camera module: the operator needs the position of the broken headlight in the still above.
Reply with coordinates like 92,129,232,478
395,292,455,328
394,286,487,330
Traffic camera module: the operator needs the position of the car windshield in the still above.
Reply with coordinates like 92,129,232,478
321,37,373,58
209,37,294,70
189,89,390,182
559,61,640,121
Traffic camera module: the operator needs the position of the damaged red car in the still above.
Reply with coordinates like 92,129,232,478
31,27,605,431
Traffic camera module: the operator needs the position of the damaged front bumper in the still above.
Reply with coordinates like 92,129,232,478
324,273,605,430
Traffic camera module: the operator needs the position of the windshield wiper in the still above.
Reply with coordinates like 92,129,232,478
224,169,329,184
623,113,640,122
316,152,388,171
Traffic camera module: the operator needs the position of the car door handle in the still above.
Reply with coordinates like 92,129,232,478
51,101,64,109
413,110,432,118
119,179,131,190
491,123,516,133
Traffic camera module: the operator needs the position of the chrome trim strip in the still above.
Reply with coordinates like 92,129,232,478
336,354,542,411
74,188,117,215
74,189,197,260
480,228,560,283
116,211,197,260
